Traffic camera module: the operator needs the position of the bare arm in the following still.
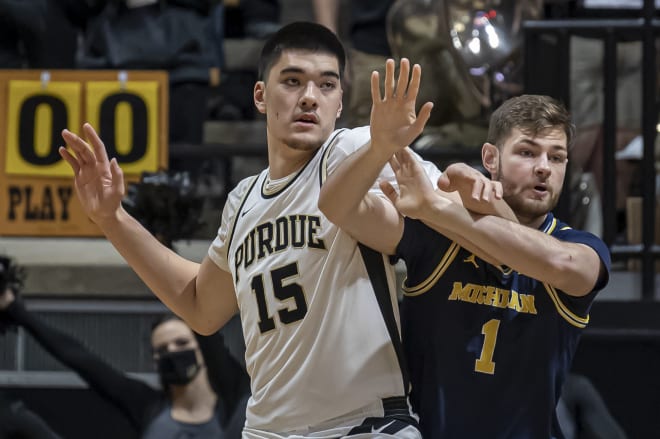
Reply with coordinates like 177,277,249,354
438,162,517,222
59,124,238,334
318,58,432,254
383,148,604,296
312,0,339,34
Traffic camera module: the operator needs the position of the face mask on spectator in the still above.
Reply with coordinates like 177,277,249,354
157,349,201,386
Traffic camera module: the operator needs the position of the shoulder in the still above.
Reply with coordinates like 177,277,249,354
328,126,370,155
224,172,263,211
552,220,610,263
551,218,611,291
228,172,263,198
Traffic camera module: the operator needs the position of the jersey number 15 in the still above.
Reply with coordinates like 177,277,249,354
251,262,308,333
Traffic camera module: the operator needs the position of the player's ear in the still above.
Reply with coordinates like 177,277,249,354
254,81,266,114
482,142,499,177
336,97,343,119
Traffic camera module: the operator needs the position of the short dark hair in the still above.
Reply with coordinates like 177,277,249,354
150,312,183,334
258,21,346,81
487,95,575,148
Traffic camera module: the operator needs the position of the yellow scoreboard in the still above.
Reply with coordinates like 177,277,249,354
0,70,168,237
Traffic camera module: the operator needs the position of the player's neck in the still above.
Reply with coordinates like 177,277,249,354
267,149,314,179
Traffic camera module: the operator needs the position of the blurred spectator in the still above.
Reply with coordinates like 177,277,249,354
557,373,628,439
240,0,280,39
0,287,249,439
0,250,249,439
0,0,98,69
0,391,63,439
312,0,393,127
78,0,224,145
569,35,643,237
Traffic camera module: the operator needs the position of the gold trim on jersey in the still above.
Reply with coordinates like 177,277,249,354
541,216,589,328
261,164,308,198
319,129,350,186
402,242,460,297
226,175,260,253
543,217,558,234
543,283,589,328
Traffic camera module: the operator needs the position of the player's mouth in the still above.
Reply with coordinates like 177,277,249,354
294,113,319,125
531,183,549,198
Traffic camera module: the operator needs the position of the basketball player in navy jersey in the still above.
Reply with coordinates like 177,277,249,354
320,90,610,438
57,21,498,439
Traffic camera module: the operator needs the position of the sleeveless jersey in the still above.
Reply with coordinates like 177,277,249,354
208,126,441,433
395,213,611,439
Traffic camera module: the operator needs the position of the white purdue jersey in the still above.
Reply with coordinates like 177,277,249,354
208,126,441,434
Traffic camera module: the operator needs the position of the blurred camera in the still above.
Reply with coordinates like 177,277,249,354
0,255,23,295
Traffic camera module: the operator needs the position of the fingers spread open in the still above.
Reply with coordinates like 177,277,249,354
61,129,95,165
384,58,396,100
406,64,422,103
58,146,80,174
380,180,398,205
371,70,382,103
395,58,410,99
109,158,125,194
411,102,433,134
83,123,110,164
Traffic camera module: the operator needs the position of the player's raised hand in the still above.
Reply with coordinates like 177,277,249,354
369,58,433,158
380,147,446,219
59,123,125,225
438,163,503,203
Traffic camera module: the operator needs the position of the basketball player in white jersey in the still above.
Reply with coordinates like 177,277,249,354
58,21,486,438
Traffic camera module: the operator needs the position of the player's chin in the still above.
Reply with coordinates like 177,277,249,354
286,134,324,152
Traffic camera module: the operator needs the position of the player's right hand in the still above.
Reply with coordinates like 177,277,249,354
59,123,126,226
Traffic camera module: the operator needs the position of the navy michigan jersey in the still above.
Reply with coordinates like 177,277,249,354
395,213,611,439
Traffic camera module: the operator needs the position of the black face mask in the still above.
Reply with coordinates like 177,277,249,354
157,349,201,386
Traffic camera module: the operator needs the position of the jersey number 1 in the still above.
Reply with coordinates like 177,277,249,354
474,319,501,374
251,262,308,333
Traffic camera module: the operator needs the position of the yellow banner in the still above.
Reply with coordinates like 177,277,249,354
0,69,168,237
86,81,161,174
5,80,81,177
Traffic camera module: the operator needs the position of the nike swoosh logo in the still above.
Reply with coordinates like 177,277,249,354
371,420,396,434
241,206,255,217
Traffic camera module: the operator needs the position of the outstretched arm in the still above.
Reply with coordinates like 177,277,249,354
59,124,238,334
0,289,157,431
195,329,250,422
318,58,432,254
0,392,63,439
383,148,605,296
312,0,339,34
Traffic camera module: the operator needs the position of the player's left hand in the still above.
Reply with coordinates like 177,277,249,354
438,163,503,203
380,147,447,219
369,58,433,158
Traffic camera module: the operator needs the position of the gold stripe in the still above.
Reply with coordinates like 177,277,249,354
320,130,345,185
542,219,589,328
226,175,260,251
403,242,460,297
320,142,333,184
544,283,589,328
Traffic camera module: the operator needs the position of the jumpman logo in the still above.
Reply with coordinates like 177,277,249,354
464,254,480,269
